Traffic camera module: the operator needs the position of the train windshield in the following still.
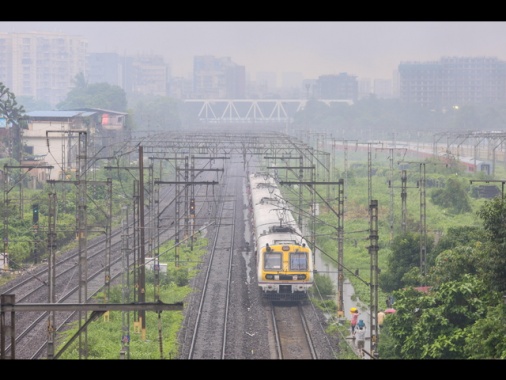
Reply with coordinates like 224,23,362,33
290,251,308,270
264,252,282,269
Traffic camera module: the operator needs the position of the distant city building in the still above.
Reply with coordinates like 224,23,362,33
399,57,506,109
88,53,170,97
315,73,358,101
168,76,193,99
358,77,394,100
0,31,88,107
124,54,169,96
358,78,373,99
256,71,277,97
7,31,506,111
87,52,123,87
373,78,394,99
392,70,400,98
279,72,304,98
193,55,246,99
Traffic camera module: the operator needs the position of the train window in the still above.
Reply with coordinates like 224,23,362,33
290,252,307,270
265,252,282,269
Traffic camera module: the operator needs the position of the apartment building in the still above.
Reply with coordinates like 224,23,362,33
315,73,358,101
88,52,170,97
0,31,88,107
87,52,123,87
193,55,246,99
399,57,506,109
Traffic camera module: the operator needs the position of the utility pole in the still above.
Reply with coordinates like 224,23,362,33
397,161,428,281
46,190,57,359
120,206,131,359
419,163,427,282
388,169,418,235
76,131,88,359
336,179,345,317
138,145,146,339
369,199,379,358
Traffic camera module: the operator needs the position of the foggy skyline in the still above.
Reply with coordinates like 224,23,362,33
1,21,506,83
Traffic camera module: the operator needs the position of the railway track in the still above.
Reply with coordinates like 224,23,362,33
1,137,340,360
0,164,220,359
270,302,317,359
182,162,239,359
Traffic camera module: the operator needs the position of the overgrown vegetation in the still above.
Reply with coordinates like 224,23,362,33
308,147,506,359
56,237,208,359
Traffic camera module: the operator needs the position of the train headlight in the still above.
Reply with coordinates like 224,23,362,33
296,275,307,280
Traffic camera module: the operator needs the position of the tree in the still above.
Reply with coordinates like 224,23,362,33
427,225,486,285
380,274,493,359
464,303,506,359
56,75,127,112
378,198,506,359
0,82,26,162
427,246,481,286
431,225,486,256
380,231,433,293
430,177,472,214
17,96,52,112
72,72,88,89
476,197,506,292
312,273,335,298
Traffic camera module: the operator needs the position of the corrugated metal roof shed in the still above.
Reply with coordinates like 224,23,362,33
70,107,127,116
25,111,96,118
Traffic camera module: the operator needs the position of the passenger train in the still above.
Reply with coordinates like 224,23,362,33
247,172,314,301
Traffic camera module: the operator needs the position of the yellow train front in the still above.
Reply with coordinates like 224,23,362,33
248,172,314,302
257,240,314,301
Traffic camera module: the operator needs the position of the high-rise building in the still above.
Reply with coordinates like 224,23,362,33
358,78,373,99
399,57,506,109
316,73,358,101
373,78,394,99
193,55,245,99
88,53,170,97
0,31,88,107
87,52,123,87
124,54,169,96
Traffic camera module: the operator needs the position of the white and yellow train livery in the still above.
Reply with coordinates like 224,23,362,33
248,172,314,301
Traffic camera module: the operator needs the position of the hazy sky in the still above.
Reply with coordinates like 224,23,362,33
2,21,506,81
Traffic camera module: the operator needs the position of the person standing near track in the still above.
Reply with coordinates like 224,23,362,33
355,319,367,358
377,310,385,333
350,307,359,336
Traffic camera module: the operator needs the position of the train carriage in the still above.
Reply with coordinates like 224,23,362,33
248,172,314,301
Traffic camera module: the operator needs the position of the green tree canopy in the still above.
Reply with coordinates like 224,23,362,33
379,231,433,293
379,197,506,359
430,177,472,214
0,82,25,161
56,74,127,112
17,96,52,112
476,197,506,292
379,274,498,359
